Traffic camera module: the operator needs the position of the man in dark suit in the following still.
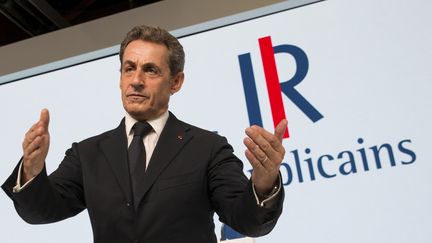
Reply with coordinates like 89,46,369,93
2,25,286,243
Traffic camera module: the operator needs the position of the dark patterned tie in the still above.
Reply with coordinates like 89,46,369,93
128,122,152,209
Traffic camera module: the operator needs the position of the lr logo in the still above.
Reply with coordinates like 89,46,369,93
238,36,324,138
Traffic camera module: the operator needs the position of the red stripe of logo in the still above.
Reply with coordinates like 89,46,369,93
259,36,289,138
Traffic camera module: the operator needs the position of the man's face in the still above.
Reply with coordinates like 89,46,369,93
120,40,184,121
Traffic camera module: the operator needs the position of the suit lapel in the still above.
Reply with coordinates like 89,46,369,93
99,119,133,203
134,113,192,207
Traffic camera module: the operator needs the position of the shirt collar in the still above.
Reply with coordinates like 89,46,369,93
125,111,169,137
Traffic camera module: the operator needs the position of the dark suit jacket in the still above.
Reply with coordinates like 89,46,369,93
2,112,284,243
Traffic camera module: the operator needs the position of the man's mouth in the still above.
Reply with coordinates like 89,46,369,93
126,93,148,102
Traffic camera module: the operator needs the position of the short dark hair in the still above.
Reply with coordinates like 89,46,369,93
119,25,185,76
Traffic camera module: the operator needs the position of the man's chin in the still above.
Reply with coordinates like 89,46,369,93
125,107,156,121
124,105,146,117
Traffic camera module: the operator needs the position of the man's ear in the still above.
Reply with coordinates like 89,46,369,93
170,72,185,95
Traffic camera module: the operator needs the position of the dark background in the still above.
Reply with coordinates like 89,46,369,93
0,0,161,47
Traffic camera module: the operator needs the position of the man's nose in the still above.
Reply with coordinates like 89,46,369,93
131,70,145,88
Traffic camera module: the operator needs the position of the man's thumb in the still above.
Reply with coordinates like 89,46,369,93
39,108,50,128
274,119,287,141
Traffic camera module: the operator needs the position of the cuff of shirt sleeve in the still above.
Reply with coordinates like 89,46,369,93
13,161,35,193
252,173,282,208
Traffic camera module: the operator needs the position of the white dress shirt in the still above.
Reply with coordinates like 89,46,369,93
124,111,169,169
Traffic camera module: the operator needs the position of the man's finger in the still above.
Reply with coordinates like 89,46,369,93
245,149,263,170
23,123,39,147
274,119,287,142
244,137,269,162
247,124,285,155
25,135,42,153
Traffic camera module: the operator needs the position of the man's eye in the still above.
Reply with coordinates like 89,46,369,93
144,66,161,77
145,67,158,74
124,67,134,73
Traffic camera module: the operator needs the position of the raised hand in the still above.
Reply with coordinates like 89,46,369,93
243,119,287,195
22,109,50,183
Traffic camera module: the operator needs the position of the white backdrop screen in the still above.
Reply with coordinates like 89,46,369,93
0,0,431,242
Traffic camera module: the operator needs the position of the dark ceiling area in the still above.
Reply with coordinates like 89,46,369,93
0,0,161,47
